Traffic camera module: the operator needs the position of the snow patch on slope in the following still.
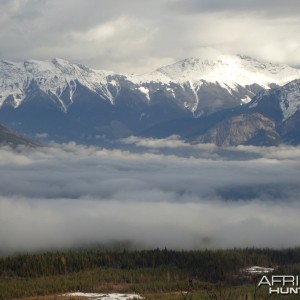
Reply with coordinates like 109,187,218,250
62,292,143,299
241,95,252,104
280,80,300,121
0,60,27,107
248,80,300,121
137,86,150,101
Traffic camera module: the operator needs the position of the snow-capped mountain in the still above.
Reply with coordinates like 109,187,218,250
0,58,117,111
245,79,300,145
156,55,300,87
152,54,300,113
0,54,300,146
1,54,300,114
250,79,300,122
177,79,300,146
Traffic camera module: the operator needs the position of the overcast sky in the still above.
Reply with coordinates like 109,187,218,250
1,0,300,73
1,140,300,253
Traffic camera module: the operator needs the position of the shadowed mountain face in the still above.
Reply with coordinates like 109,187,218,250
0,56,300,146
140,80,300,146
0,123,38,147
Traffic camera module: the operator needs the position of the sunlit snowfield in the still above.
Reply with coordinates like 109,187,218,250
62,292,143,299
1,136,300,253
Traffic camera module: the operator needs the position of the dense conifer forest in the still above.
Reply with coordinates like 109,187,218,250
1,248,300,299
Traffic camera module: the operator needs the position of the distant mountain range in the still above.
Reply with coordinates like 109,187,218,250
0,54,300,146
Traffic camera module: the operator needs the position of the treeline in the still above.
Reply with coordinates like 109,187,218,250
0,267,197,300
1,248,300,300
1,247,300,281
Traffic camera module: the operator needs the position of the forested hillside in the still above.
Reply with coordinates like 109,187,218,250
1,248,300,299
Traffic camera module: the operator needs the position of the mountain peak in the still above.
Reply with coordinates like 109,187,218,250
155,54,300,88
0,58,114,109
51,57,70,65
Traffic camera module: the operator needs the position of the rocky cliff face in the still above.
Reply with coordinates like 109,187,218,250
193,113,279,146
280,110,300,145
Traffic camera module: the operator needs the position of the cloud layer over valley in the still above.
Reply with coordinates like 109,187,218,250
1,138,300,253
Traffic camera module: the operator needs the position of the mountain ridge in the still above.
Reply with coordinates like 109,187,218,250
1,55,300,146
0,123,38,147
2,54,300,112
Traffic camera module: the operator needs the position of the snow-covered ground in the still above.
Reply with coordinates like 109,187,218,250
241,266,274,274
62,292,143,299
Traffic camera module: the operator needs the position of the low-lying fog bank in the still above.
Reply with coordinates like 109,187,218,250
1,136,300,253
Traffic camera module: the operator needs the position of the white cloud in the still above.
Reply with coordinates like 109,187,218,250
1,142,300,253
71,18,130,43
1,0,300,72
0,0,24,24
